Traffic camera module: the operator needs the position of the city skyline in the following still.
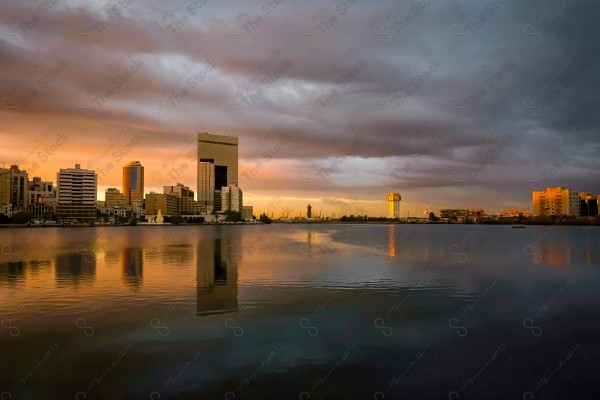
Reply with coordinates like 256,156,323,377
1,1,599,217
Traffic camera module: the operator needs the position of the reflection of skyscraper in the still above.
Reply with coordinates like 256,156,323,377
197,133,238,212
387,192,401,218
121,247,143,289
55,252,96,286
123,161,144,205
197,236,238,315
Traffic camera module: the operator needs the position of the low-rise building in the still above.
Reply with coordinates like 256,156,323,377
241,206,253,221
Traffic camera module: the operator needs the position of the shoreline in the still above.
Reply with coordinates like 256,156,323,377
1,220,598,228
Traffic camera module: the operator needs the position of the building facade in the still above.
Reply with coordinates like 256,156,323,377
57,164,98,222
387,192,401,218
241,206,253,221
197,133,238,213
440,209,470,219
145,193,179,217
123,160,144,205
9,165,29,211
532,187,580,216
164,183,194,199
221,185,243,213
27,177,56,220
105,188,128,208
198,159,215,211
579,192,599,217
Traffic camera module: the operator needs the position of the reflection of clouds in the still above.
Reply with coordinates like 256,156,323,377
534,242,571,267
197,237,238,316
55,253,96,286
121,247,143,289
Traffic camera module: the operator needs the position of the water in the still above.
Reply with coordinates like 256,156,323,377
1,224,599,399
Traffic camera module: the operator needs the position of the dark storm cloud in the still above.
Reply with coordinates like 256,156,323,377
1,0,599,213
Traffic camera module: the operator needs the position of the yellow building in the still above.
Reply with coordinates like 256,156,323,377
387,192,401,218
105,188,128,208
532,186,579,216
145,193,179,217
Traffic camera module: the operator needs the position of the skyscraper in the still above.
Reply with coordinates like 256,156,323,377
198,159,215,211
197,132,238,212
387,192,401,218
123,160,144,205
57,164,97,222
9,165,29,211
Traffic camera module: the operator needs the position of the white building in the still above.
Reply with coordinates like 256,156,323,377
221,184,243,213
57,164,97,222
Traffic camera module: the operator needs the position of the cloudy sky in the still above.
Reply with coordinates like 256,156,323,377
1,0,598,217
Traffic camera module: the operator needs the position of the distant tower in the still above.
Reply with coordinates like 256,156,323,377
307,204,312,219
387,192,401,218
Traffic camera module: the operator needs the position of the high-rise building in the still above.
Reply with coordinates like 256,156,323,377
307,204,312,219
9,165,29,211
532,187,580,216
105,188,128,208
123,161,144,205
221,184,243,213
57,164,98,222
387,192,401,218
197,132,238,211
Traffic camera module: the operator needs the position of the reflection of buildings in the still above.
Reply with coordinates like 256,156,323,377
55,252,96,285
534,242,571,267
121,247,143,289
388,224,396,257
197,236,238,315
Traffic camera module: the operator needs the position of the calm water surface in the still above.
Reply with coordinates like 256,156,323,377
1,224,599,399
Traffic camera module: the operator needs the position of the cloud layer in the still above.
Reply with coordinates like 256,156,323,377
1,0,599,216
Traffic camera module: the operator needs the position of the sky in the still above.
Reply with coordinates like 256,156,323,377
1,0,599,217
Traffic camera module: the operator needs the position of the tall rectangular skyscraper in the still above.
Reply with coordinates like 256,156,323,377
197,132,238,210
123,160,144,205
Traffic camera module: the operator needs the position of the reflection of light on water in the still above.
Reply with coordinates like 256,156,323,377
535,242,571,267
388,225,396,257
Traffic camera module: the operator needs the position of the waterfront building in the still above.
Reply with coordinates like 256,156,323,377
532,187,580,216
241,206,253,221
220,184,243,213
123,160,144,205
57,164,97,222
